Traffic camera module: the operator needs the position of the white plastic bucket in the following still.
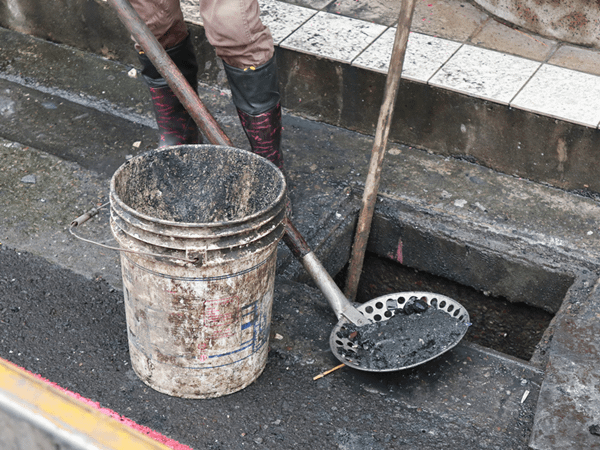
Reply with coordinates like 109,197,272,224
110,145,286,398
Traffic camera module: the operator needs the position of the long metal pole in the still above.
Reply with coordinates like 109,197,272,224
107,0,370,327
344,0,417,301
107,0,232,147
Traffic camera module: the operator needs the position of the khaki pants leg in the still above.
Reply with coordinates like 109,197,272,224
199,0,274,69
128,0,274,69
128,0,189,49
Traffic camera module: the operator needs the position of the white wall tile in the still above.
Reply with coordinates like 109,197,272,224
353,30,461,83
259,0,317,45
181,0,202,25
280,12,387,64
429,45,540,104
512,64,600,128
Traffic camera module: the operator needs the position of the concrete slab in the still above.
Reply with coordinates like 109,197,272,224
0,138,121,288
529,283,600,449
411,0,489,42
470,18,557,61
549,44,600,76
473,0,600,49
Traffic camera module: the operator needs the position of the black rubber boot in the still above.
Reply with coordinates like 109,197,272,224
223,56,284,172
236,102,283,172
138,35,201,147
224,56,291,217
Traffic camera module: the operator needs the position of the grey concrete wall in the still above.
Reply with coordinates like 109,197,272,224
472,0,600,48
0,0,136,64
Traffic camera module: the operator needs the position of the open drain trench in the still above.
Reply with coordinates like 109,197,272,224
337,253,557,363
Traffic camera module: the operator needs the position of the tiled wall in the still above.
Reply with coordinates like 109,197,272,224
183,0,600,129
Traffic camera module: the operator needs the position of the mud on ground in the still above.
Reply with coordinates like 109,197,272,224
0,244,535,449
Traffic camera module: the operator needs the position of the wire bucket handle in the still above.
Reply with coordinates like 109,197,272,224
69,203,201,265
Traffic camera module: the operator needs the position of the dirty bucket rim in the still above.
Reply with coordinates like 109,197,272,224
110,144,287,229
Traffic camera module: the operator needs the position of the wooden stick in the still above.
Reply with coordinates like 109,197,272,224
344,0,418,301
313,363,346,380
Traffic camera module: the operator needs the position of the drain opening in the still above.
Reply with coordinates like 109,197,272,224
335,253,554,361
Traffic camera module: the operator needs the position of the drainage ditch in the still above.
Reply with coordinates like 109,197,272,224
335,252,555,361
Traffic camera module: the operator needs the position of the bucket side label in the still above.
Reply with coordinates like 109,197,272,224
121,251,276,370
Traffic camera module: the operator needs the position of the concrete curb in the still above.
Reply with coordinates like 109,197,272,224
0,358,186,450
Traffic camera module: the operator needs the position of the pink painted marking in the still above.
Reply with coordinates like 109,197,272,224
392,239,403,264
1,358,193,450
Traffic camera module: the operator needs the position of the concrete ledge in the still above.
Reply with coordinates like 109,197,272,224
367,205,574,314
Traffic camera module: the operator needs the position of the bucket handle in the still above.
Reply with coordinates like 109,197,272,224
69,203,201,265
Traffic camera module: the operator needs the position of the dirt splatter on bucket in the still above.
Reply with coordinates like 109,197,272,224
109,145,287,398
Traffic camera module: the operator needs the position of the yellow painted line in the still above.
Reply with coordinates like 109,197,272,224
0,358,176,450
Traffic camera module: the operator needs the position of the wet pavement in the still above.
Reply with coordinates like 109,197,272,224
1,2,600,448
0,244,542,449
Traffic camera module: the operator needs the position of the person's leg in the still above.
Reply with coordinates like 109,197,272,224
129,0,188,50
223,57,283,172
200,0,284,173
129,0,201,147
138,35,200,147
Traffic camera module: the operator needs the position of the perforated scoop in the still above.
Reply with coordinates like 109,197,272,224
282,221,470,372
330,292,470,372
